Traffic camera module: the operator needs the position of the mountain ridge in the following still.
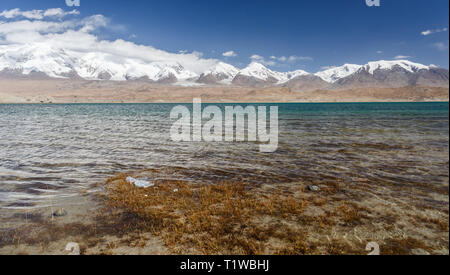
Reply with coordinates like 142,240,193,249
0,43,448,90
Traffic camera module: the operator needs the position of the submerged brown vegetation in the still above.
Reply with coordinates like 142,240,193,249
1,170,448,255
98,173,448,255
103,174,311,254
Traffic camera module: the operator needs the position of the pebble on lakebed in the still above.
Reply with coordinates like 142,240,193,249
308,185,320,192
411,248,431,255
53,208,68,217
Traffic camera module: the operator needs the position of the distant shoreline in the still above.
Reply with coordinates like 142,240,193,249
0,101,449,105
0,79,448,104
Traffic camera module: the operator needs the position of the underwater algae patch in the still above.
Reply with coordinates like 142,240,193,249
1,170,447,255
102,174,313,254
100,172,448,255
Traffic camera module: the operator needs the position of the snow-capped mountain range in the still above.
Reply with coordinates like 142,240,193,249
0,43,448,89
315,64,362,83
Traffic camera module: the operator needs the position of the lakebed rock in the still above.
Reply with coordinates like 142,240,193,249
308,185,320,192
53,208,68,217
411,248,430,255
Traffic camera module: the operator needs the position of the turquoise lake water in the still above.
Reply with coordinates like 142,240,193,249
0,102,448,210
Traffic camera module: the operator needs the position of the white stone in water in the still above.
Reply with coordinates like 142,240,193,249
308,185,320,192
126,176,154,188
411,248,430,255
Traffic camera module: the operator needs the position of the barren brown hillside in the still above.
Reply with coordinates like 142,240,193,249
0,79,448,103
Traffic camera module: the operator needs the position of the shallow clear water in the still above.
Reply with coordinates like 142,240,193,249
0,102,448,210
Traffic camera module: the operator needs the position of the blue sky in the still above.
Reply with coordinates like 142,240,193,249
0,0,448,72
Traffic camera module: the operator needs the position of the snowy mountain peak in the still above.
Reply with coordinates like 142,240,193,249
240,62,284,81
0,43,199,82
246,62,268,70
197,62,240,84
315,64,362,83
285,69,309,78
0,43,76,78
202,62,239,77
362,60,430,75
315,60,433,83
236,62,312,85
0,43,445,88
155,63,198,81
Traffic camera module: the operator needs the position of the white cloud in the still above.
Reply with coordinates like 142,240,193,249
287,55,313,62
222,50,237,57
0,8,40,19
79,14,110,32
394,55,411,60
250,54,276,66
320,65,337,70
270,55,312,63
44,8,80,18
250,54,263,60
251,54,312,67
0,8,79,20
0,8,219,74
0,15,112,42
431,42,448,51
421,28,448,36
376,50,383,54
